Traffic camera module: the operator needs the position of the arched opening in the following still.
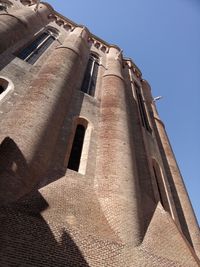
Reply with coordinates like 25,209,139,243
152,162,164,207
81,53,99,96
0,85,5,94
0,0,13,11
0,78,9,93
17,29,58,64
67,124,86,172
0,77,14,103
134,82,151,133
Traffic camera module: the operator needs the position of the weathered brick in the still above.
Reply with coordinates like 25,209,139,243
0,1,199,266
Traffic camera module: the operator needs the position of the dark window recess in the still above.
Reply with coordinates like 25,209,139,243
0,3,7,11
81,55,99,96
153,165,164,207
135,83,151,132
0,86,4,94
17,32,55,64
67,125,86,172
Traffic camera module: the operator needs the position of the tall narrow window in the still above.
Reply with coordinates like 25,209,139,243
135,82,151,132
81,54,99,96
17,30,57,64
152,159,170,212
153,165,165,207
67,124,86,172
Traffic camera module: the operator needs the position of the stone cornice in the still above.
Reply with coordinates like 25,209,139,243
123,58,142,78
41,2,110,54
17,0,143,73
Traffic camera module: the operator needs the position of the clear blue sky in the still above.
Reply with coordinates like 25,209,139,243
46,0,200,224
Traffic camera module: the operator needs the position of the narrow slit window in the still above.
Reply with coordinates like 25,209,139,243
17,30,57,64
153,165,165,207
135,82,151,132
81,54,99,96
152,160,171,212
67,124,86,172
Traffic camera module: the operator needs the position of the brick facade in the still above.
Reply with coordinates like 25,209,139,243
0,1,199,266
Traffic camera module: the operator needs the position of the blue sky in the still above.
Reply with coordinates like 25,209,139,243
46,0,200,224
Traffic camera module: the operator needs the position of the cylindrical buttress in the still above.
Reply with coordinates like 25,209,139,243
95,47,142,245
0,27,90,203
0,4,51,54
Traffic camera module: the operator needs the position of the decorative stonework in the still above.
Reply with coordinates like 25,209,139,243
124,59,142,78
0,1,200,266
47,15,109,53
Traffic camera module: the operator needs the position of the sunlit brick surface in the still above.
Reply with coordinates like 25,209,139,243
0,0,199,266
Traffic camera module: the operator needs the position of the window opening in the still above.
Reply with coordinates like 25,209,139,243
17,30,57,64
0,77,14,103
153,165,164,207
135,82,151,132
0,86,4,94
81,54,99,96
0,0,12,10
67,124,86,172
0,3,7,11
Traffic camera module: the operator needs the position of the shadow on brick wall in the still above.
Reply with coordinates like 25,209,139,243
151,119,193,248
0,136,31,204
123,67,193,248
0,190,90,266
0,136,90,265
123,67,157,241
0,85,86,203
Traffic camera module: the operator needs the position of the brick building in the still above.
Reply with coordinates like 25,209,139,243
0,0,199,266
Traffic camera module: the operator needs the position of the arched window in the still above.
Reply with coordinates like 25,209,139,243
0,0,13,11
0,85,4,94
134,82,151,133
67,124,86,172
81,54,99,96
0,77,14,103
152,162,164,207
17,29,58,64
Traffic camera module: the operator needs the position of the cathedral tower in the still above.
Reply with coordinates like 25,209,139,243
0,1,199,266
